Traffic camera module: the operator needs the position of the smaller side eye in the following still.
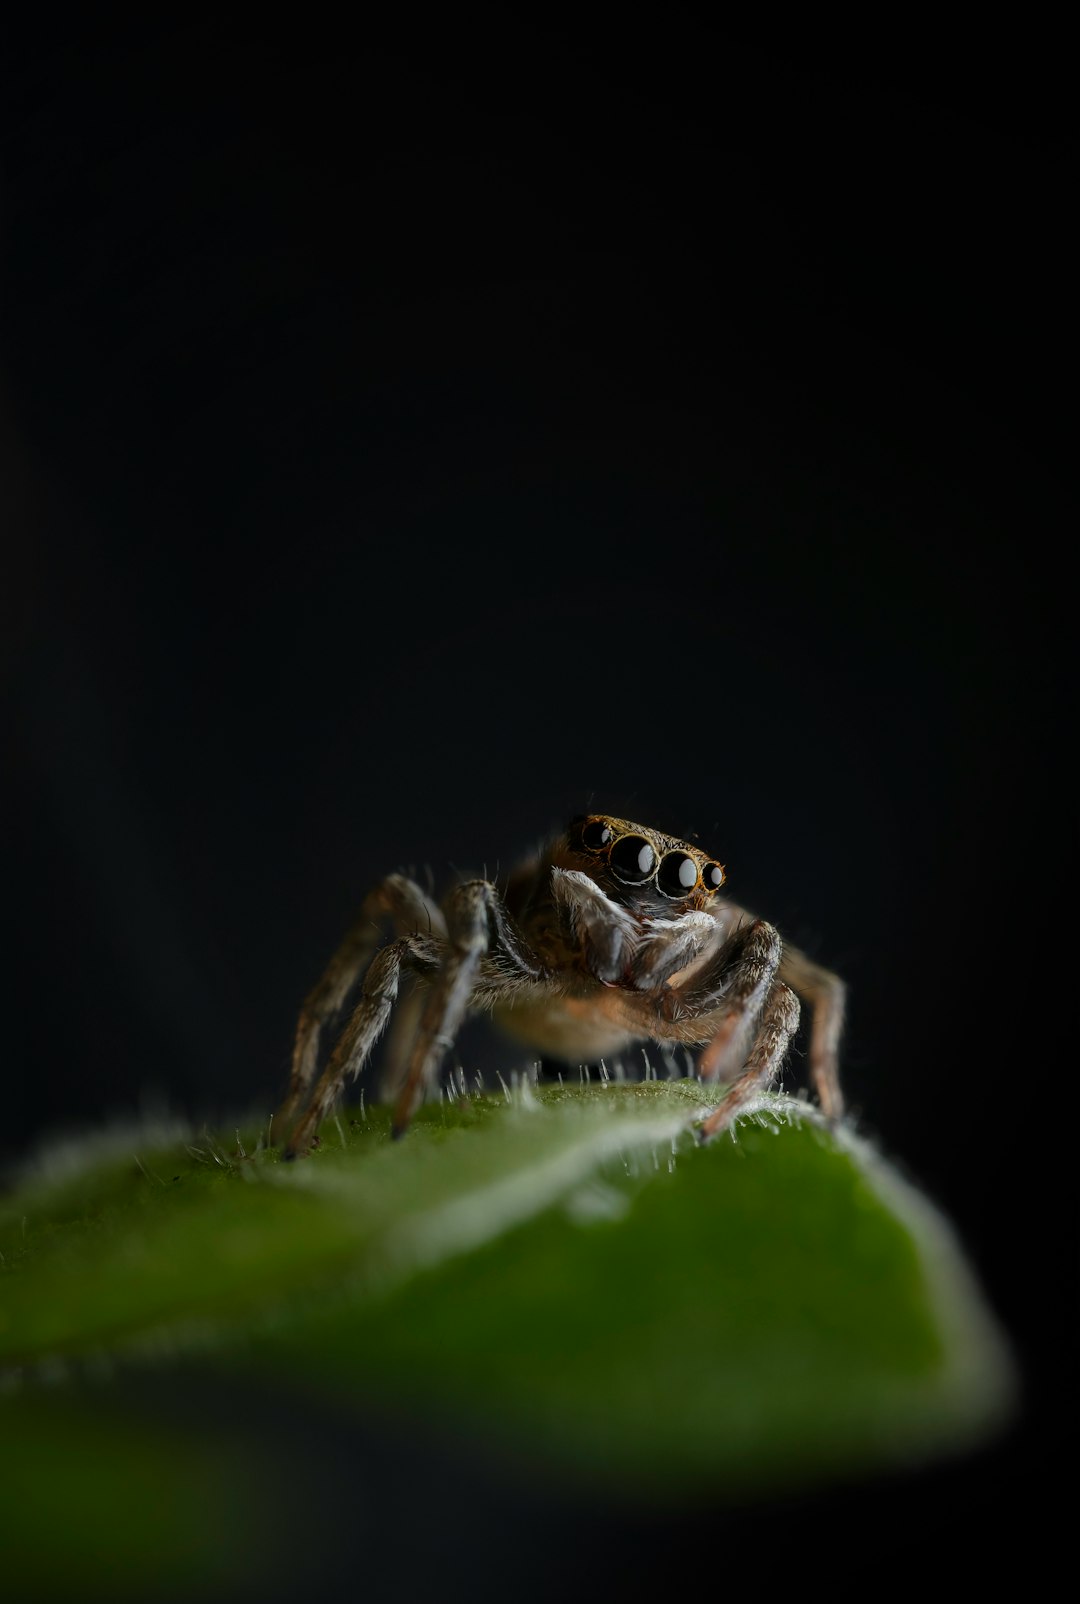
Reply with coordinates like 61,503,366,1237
657,852,700,898
702,862,725,892
610,834,657,884
581,819,614,851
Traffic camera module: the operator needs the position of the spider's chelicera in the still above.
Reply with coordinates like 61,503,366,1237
275,813,846,1156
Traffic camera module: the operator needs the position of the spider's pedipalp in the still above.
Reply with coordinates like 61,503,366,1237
550,868,639,984
630,911,715,991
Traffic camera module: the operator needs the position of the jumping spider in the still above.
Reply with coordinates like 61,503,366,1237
275,814,845,1158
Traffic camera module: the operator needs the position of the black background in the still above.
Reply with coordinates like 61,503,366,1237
0,20,1070,1596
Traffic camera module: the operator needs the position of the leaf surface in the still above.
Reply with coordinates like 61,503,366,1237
0,1081,1014,1591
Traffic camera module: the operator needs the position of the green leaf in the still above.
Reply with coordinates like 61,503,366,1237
0,1081,1014,1590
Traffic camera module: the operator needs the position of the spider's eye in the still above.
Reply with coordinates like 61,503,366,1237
702,861,725,892
657,852,700,898
581,820,614,852
609,834,657,884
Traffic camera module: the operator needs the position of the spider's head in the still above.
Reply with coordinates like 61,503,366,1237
559,814,726,914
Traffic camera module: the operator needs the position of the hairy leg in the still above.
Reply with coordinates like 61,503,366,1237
392,880,544,1138
276,874,445,1139
776,943,845,1122
379,977,426,1101
663,917,783,1082
283,932,441,1158
697,981,801,1141
696,900,845,1121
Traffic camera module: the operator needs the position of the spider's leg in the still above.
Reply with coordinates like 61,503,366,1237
678,900,845,1122
283,932,441,1158
663,917,783,1083
697,981,801,1142
379,981,427,1101
276,874,445,1139
392,880,543,1138
776,942,845,1123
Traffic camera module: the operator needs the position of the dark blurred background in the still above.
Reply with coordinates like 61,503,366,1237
0,19,1069,1593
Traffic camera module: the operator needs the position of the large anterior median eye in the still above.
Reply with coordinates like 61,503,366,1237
657,851,700,898
610,834,657,884
581,819,614,851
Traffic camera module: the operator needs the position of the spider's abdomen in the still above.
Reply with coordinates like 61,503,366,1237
492,988,645,1064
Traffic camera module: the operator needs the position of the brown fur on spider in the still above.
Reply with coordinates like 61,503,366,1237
275,814,846,1158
